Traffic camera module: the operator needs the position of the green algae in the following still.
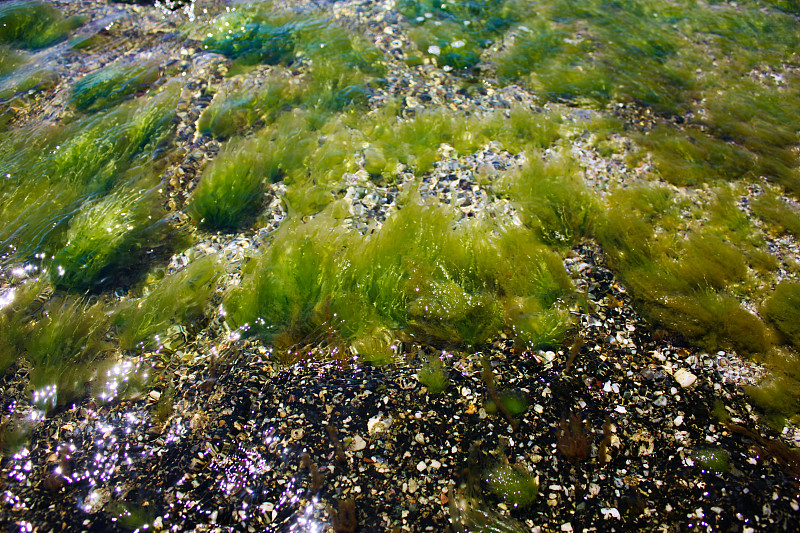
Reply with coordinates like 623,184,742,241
417,356,450,394
706,188,778,275
702,81,800,194
762,282,800,349
493,0,699,111
407,21,484,70
188,135,273,230
490,0,800,117
201,3,384,111
0,1,83,50
485,463,538,508
485,389,529,418
745,353,800,431
351,104,561,184
0,68,58,101
0,66,58,130
408,279,503,347
638,125,753,187
361,107,480,177
0,279,45,376
496,151,598,247
691,448,731,474
70,59,160,113
224,215,350,346
399,0,520,70
106,502,155,532
595,184,773,356
50,186,173,292
23,295,110,410
226,198,573,352
0,46,26,76
197,74,299,138
752,192,800,239
115,255,221,351
0,81,179,264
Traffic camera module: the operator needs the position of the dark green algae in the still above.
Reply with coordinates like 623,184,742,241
1,0,800,430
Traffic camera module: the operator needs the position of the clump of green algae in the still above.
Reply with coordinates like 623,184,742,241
70,59,160,113
0,1,84,50
225,198,573,351
115,255,222,351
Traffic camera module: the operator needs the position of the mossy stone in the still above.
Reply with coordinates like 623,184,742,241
691,448,731,474
486,463,538,508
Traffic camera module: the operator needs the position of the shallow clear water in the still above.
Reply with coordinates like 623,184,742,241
2,0,800,531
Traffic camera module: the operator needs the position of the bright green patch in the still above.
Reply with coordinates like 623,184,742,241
485,389,529,418
224,215,351,346
0,1,83,50
417,356,450,394
188,136,273,231
225,199,573,352
50,187,172,292
486,463,539,508
70,60,160,113
495,150,598,247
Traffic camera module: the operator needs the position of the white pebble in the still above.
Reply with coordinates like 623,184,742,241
601,508,621,519
674,369,697,388
416,461,427,472
348,435,367,451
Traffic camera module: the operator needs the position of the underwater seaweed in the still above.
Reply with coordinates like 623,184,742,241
50,187,173,292
188,135,273,231
70,59,160,113
115,255,221,351
0,1,83,50
23,295,111,410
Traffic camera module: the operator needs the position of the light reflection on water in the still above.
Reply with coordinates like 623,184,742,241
97,358,147,403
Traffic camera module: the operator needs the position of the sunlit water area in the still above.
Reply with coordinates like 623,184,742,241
2,0,800,531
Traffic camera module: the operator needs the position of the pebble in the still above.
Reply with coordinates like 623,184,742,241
673,369,697,388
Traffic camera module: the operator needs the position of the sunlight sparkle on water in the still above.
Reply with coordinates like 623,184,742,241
0,288,14,310
32,385,57,412
98,358,141,401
